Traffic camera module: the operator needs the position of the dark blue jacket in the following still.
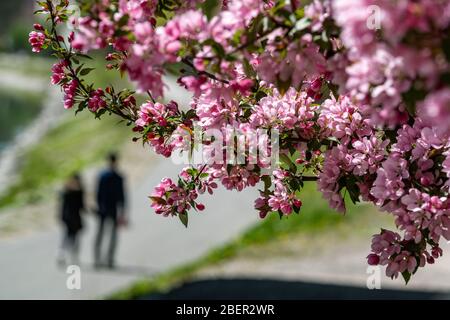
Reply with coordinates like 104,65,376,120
96,169,125,218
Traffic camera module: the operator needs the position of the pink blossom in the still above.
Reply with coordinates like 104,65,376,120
63,80,78,110
29,31,46,53
51,61,67,85
318,95,371,142
418,89,450,137
88,89,107,112
257,33,327,88
250,88,316,135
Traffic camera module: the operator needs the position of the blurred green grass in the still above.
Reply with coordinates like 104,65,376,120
109,184,385,300
0,54,52,77
0,89,43,148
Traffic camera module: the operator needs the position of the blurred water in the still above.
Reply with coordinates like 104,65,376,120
0,91,42,152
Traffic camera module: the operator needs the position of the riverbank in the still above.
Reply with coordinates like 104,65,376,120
0,55,64,196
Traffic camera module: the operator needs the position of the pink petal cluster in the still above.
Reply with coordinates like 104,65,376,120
151,166,216,216
318,95,371,143
333,0,450,128
318,97,389,212
125,21,165,96
367,119,450,275
255,170,303,218
268,170,302,215
51,61,68,85
250,88,316,135
88,89,106,112
135,100,182,157
369,228,443,279
256,32,327,89
218,165,260,192
151,178,198,216
63,80,78,110
417,89,450,137
28,31,46,53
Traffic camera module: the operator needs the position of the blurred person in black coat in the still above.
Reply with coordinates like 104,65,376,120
94,152,127,269
57,173,85,266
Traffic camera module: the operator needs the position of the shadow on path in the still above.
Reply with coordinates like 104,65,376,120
143,278,450,300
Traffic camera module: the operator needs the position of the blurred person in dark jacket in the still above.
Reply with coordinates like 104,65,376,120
58,173,85,266
94,152,127,269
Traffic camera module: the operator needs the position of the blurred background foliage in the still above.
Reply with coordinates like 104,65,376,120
0,1,35,53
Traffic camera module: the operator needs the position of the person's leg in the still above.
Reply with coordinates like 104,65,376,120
70,231,80,265
94,216,105,267
57,226,70,266
107,217,118,268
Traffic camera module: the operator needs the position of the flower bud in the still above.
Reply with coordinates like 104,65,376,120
367,254,380,265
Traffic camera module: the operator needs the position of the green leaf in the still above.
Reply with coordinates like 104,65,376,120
179,213,189,228
261,175,272,190
402,87,427,117
117,14,130,28
401,271,411,284
75,53,93,60
280,153,297,173
276,76,291,95
226,164,233,175
203,39,226,58
290,17,311,35
242,58,256,78
440,72,450,85
80,68,95,76
442,36,450,63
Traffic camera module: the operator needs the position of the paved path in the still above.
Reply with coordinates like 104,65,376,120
0,158,259,299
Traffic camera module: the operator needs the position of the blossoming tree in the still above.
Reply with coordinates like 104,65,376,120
30,0,450,283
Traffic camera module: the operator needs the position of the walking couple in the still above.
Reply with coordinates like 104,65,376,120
57,153,127,269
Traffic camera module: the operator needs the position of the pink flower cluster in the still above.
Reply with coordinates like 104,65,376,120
63,80,78,110
125,21,166,96
368,229,442,279
255,170,303,218
218,165,260,192
256,32,328,89
29,31,46,53
418,89,450,137
367,120,450,276
318,95,371,143
332,0,450,128
151,166,217,217
317,96,388,212
88,89,106,112
151,177,198,216
51,60,67,85
135,100,183,157
157,10,208,60
250,88,316,136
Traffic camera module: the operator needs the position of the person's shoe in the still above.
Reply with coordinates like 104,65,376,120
107,261,116,270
